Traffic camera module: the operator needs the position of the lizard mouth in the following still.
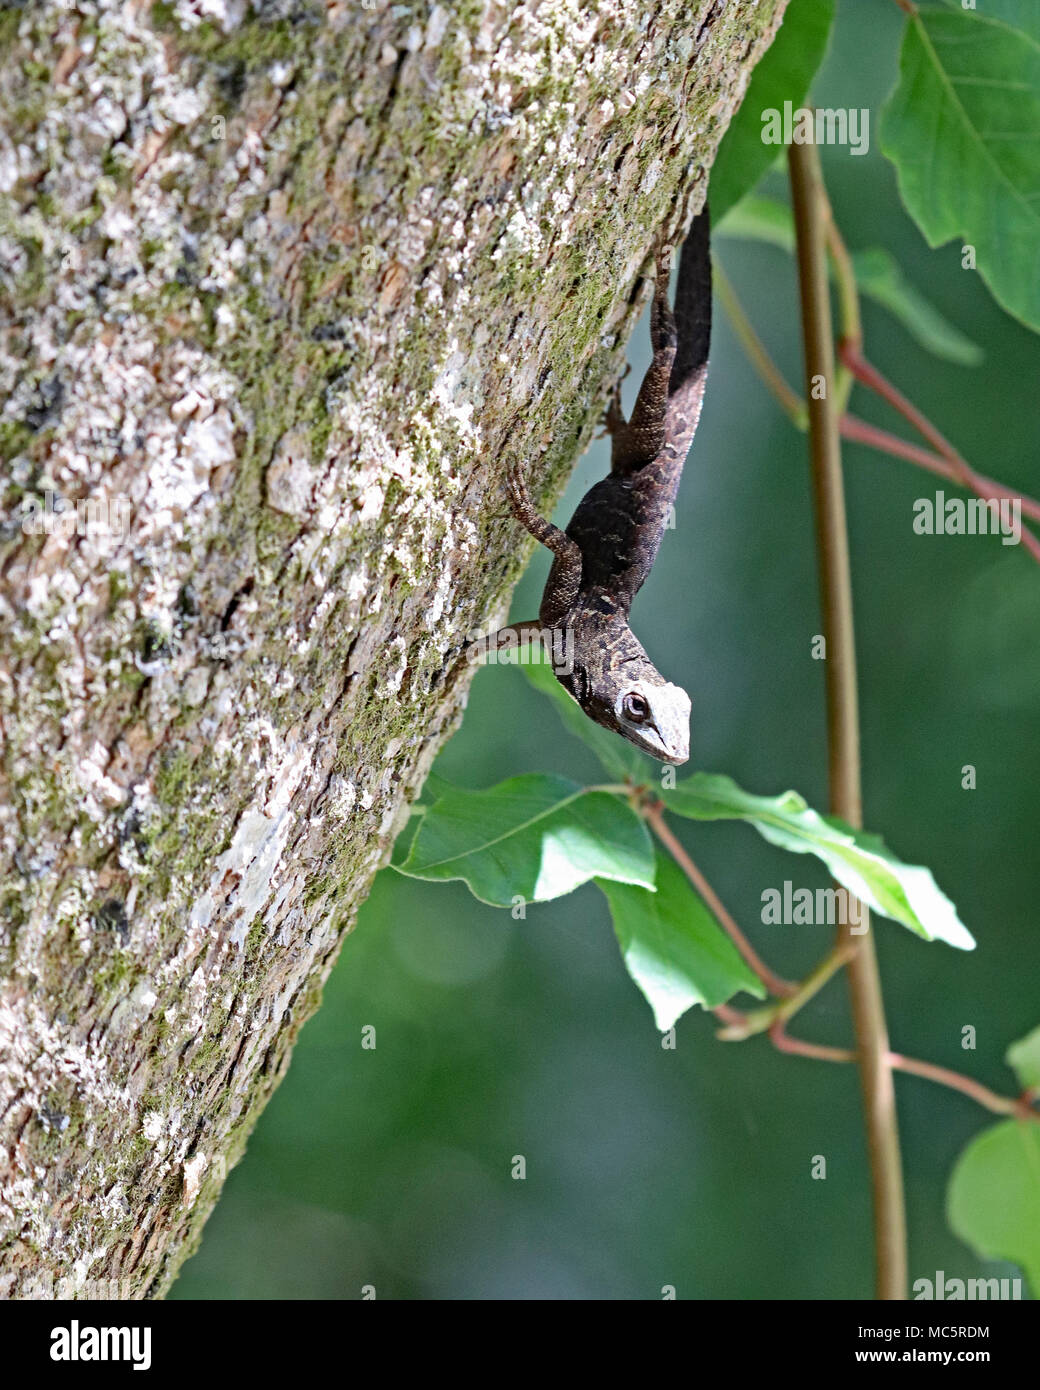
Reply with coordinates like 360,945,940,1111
629,731,690,765
657,743,690,766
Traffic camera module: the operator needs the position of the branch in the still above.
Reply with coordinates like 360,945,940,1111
839,417,1040,523
644,801,795,999
887,1053,1040,1122
712,259,807,427
840,345,1040,564
768,1031,1040,1125
789,138,908,1301
715,237,1040,537
715,943,855,1040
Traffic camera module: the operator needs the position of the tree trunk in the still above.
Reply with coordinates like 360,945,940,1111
0,0,785,1298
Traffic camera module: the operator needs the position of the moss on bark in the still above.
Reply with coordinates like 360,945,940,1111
0,0,785,1298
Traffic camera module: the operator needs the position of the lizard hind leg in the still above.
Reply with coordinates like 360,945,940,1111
505,466,582,626
613,245,678,474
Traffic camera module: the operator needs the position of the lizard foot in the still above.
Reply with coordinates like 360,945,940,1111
599,365,630,439
505,464,533,519
655,240,674,285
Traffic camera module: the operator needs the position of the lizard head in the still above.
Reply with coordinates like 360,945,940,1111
604,675,692,765
560,647,691,764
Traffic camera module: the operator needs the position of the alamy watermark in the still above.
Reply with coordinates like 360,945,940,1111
19,490,131,538
913,491,1021,546
761,101,869,157
761,880,867,934
50,1320,151,1371
913,1271,1022,1301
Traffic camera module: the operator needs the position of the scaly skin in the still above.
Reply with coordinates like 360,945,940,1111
506,208,712,764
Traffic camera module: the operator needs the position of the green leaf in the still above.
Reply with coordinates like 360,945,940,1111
521,659,653,785
417,771,457,804
849,247,984,367
881,4,1040,333
708,0,836,223
716,192,796,253
396,773,655,906
935,0,1040,46
717,195,984,364
389,809,422,867
598,852,764,1032
948,1120,1040,1296
662,772,975,950
1007,1024,1040,1091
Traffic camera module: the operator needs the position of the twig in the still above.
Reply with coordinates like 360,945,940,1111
715,223,1040,538
770,1024,856,1065
770,1032,1040,1124
716,942,855,1040
644,800,795,998
887,1053,1039,1122
839,416,1040,523
789,138,908,1301
712,259,807,428
841,344,1040,563
767,1031,1040,1123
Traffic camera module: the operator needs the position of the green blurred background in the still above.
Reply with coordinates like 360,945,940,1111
173,0,1040,1299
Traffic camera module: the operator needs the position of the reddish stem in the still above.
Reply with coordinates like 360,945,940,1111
887,1052,1039,1122
770,1023,856,1065
840,415,1040,525
841,344,1040,563
645,802,795,998
766,1030,1040,1125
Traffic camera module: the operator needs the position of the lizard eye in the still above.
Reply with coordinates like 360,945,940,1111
622,692,650,723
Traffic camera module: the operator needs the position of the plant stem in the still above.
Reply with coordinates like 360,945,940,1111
644,800,795,998
840,345,1040,563
712,259,808,427
789,138,908,1300
839,416,1040,523
768,1029,1040,1122
886,1053,1039,1121
770,1025,856,1065
823,211,860,414
716,941,855,1040
716,236,1040,536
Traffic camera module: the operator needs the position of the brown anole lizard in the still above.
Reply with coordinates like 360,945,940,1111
505,207,712,764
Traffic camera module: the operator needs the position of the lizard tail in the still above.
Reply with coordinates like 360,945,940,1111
669,204,711,397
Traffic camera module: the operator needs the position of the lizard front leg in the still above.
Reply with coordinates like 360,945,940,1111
505,466,583,626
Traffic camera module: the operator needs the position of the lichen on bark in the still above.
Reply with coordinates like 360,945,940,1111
0,0,785,1297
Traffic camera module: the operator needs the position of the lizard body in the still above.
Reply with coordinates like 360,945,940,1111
507,207,712,764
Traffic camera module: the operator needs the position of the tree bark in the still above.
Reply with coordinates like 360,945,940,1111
0,0,785,1298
